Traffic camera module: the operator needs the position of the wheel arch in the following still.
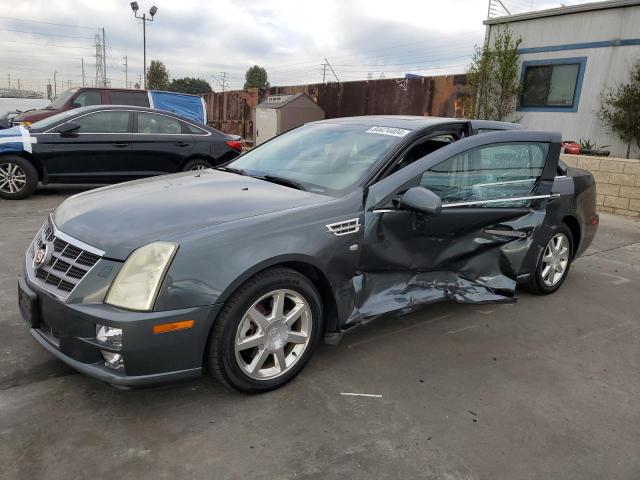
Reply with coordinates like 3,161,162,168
0,152,43,181
562,214,581,258
215,254,340,335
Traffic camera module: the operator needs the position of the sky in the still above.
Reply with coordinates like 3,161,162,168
0,0,596,95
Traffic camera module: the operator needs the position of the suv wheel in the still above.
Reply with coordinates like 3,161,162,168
0,156,38,200
207,267,323,393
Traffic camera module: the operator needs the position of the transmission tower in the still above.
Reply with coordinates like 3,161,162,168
95,34,105,87
487,0,511,18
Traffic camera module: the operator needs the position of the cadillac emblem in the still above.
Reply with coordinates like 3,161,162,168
32,243,51,269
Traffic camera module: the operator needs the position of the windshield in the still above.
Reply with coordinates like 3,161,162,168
29,108,83,130
47,89,77,109
229,123,406,194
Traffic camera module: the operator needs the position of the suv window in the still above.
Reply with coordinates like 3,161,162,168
74,90,101,107
108,91,149,107
73,111,130,133
420,142,549,206
137,112,183,134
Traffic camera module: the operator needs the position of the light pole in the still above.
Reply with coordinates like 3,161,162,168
130,2,158,89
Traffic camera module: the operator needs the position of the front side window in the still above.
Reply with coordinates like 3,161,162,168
520,62,581,108
74,91,102,107
420,142,549,206
230,123,406,193
137,112,183,134
73,111,130,133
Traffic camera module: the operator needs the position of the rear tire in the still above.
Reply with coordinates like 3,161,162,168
182,158,213,171
524,224,573,295
207,267,323,393
0,155,38,200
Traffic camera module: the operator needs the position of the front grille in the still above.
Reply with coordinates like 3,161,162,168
29,220,103,299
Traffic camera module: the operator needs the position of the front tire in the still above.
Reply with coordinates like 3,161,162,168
207,267,323,393
524,225,573,295
0,155,38,200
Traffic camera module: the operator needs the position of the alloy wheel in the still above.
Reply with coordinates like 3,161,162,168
541,233,570,286
0,162,27,194
190,164,209,171
234,289,312,380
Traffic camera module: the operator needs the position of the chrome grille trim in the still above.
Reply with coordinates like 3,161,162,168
26,215,105,300
326,218,361,236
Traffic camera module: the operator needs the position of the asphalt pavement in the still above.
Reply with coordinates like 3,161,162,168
1,184,639,480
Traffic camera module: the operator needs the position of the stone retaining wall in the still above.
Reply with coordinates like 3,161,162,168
561,154,640,218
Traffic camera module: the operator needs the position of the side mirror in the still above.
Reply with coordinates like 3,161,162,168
399,186,442,216
71,102,82,109
56,122,81,136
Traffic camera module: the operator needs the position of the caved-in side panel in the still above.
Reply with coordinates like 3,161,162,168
348,208,547,326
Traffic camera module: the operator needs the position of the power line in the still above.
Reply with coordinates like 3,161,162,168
0,16,99,30
0,27,94,39
324,58,340,82
0,38,94,49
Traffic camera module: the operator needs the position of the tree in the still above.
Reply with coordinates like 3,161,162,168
244,65,268,89
597,58,640,158
146,60,170,90
169,77,213,95
464,27,522,121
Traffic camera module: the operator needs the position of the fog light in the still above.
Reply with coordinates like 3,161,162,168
96,324,124,369
100,350,124,369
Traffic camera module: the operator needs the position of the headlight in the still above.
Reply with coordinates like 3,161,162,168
105,242,177,311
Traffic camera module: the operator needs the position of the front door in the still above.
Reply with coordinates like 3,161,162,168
46,110,133,181
355,130,560,319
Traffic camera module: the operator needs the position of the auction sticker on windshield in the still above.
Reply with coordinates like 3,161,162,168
366,126,410,137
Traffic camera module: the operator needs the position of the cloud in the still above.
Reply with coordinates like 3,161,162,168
0,0,596,93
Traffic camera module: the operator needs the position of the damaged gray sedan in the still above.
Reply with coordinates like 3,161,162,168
18,116,598,393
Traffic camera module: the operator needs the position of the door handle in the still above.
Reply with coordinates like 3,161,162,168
112,142,128,148
175,141,190,147
371,209,400,214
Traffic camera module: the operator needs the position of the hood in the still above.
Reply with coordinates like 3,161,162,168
14,108,60,124
53,170,332,260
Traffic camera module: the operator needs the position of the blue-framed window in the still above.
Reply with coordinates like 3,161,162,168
517,57,587,112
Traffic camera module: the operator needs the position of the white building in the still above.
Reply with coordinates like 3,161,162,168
484,0,640,158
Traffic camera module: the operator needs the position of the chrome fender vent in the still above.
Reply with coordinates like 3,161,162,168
326,218,361,236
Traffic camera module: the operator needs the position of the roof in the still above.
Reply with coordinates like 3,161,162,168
32,105,216,132
65,105,160,114
311,115,462,130
484,0,640,25
257,93,312,109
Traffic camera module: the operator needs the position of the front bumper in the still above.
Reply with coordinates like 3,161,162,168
19,277,221,387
